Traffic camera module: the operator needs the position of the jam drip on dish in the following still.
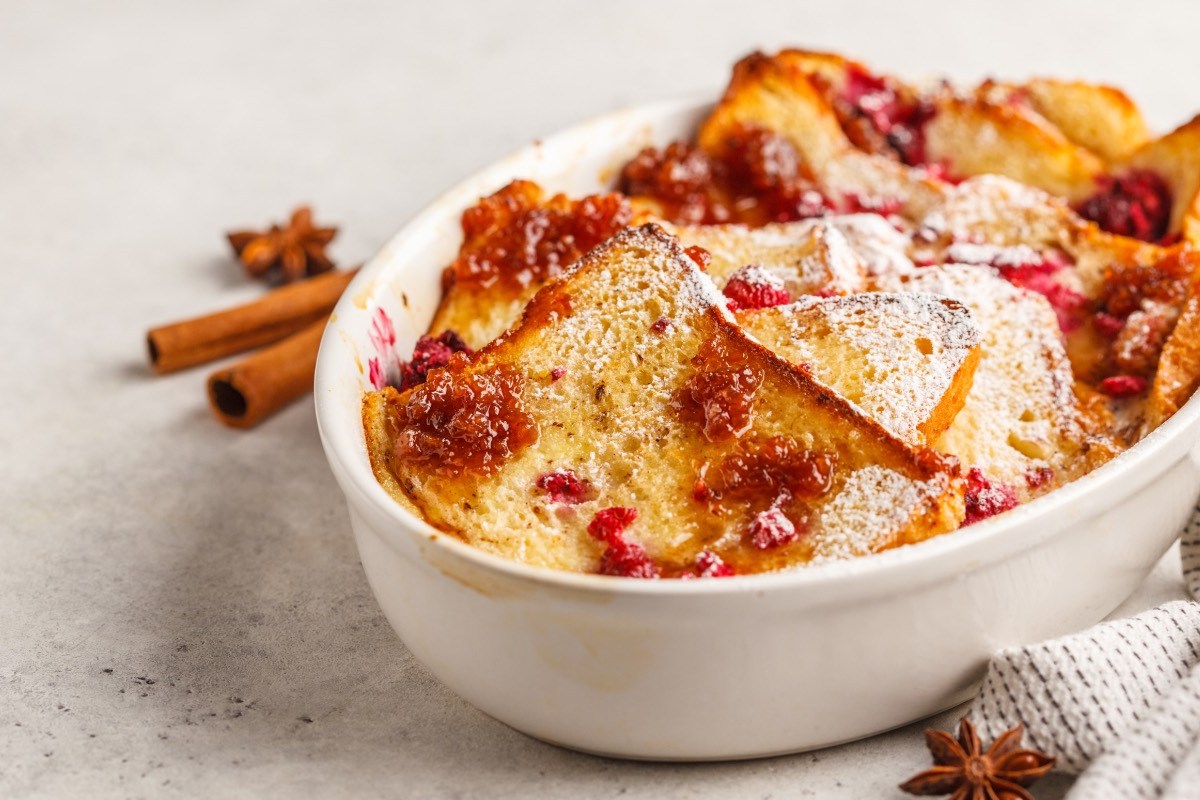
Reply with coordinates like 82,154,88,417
389,359,538,476
1075,170,1173,243
620,125,832,225
450,180,632,291
673,336,765,441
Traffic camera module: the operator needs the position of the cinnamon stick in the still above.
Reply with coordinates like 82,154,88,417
147,268,358,374
207,316,328,428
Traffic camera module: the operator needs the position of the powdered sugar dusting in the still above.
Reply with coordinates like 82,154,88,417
811,466,941,561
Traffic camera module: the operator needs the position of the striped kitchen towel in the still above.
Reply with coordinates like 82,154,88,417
965,509,1200,798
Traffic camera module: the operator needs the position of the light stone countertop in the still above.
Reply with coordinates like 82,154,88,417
3,1,1197,797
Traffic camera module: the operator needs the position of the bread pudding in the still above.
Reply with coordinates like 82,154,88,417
362,50,1200,578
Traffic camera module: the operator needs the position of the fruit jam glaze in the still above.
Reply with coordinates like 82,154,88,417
388,360,538,476
451,179,632,291
673,336,765,441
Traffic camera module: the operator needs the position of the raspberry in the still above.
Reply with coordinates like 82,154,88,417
650,317,672,334
598,539,660,579
963,468,1018,526
1092,312,1127,338
722,265,790,310
587,507,638,545
1025,466,1055,491
536,469,590,505
550,367,566,382
398,330,473,390
681,550,735,579
587,507,657,578
1099,375,1147,397
1076,170,1172,243
747,505,799,550
947,244,1085,333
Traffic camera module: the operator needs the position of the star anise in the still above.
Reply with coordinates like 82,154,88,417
227,206,338,283
900,718,1055,800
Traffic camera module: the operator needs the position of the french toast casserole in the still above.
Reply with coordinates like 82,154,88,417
362,50,1200,579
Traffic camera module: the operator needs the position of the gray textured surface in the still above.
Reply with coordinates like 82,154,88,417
1,1,1196,797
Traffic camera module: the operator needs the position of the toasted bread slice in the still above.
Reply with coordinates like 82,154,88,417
697,51,948,220
1124,115,1200,243
737,293,981,445
1022,79,1150,162
922,94,1104,201
365,225,964,576
879,264,1109,494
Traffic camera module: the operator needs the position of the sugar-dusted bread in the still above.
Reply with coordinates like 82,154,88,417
365,225,964,576
737,293,981,446
921,93,1104,201
696,51,948,220
878,265,1110,494
1020,79,1150,162
670,218,867,296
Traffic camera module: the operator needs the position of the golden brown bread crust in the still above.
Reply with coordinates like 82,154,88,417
1022,79,1150,161
366,225,965,575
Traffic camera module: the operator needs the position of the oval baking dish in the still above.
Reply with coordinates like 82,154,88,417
314,101,1200,760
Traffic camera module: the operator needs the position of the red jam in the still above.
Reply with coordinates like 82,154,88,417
619,127,832,226
683,245,712,270
673,337,764,441
586,507,659,579
722,265,791,311
452,180,632,291
707,437,837,502
963,468,1018,525
1075,170,1173,243
398,330,473,390
536,469,591,505
390,361,538,476
619,141,722,224
832,66,934,166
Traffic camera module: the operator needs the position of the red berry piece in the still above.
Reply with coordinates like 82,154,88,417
650,317,672,334
1092,312,1127,338
398,330,474,390
536,469,590,505
598,538,660,579
550,367,566,382
1099,375,1148,397
1076,170,1172,242
722,265,790,310
963,468,1019,526
747,505,799,550
681,550,735,579
587,507,639,545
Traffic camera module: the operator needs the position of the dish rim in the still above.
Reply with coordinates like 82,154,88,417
315,98,1200,599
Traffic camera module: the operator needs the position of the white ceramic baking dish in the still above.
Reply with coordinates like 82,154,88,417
314,100,1200,760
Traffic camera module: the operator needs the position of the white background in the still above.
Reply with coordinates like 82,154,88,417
2,1,1197,796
